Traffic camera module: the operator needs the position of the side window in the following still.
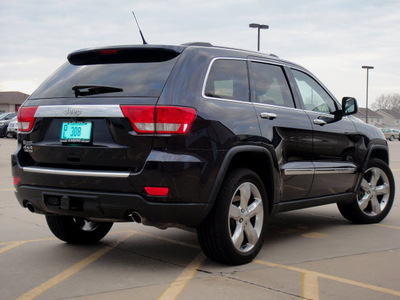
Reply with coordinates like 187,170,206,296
250,62,295,108
204,59,249,101
292,69,337,114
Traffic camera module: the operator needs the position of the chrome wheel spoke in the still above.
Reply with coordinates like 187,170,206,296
358,195,370,211
239,183,251,210
232,223,245,249
370,168,381,187
244,222,259,245
229,204,241,220
370,196,382,214
360,178,370,192
247,198,263,218
376,184,390,196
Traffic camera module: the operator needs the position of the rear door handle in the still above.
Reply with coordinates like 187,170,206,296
260,112,277,120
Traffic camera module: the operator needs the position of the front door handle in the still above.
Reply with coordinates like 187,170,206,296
313,119,327,126
260,112,277,120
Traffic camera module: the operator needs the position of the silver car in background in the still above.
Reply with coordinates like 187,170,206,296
6,117,18,139
381,128,400,141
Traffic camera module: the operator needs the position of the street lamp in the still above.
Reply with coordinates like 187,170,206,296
362,65,374,124
249,23,269,51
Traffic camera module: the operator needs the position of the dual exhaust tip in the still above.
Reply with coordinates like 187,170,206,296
129,211,143,223
26,202,36,213
25,201,144,224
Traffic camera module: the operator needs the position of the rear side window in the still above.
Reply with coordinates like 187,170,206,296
204,59,249,102
30,50,180,99
250,62,295,108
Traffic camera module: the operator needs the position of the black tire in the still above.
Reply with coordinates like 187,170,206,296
389,135,394,141
338,159,395,224
46,215,113,244
197,168,268,265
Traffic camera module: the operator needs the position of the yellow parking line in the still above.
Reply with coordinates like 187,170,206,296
0,188,14,191
16,232,135,300
0,238,56,254
0,241,28,254
301,272,319,300
255,259,400,297
158,253,206,300
374,223,400,230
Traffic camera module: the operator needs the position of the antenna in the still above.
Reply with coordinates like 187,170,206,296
132,11,148,45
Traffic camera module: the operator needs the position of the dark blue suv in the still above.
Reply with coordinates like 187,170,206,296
12,43,395,264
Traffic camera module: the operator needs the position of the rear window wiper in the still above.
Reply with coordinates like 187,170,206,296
72,85,123,97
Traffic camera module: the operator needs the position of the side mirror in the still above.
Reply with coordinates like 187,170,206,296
342,97,358,116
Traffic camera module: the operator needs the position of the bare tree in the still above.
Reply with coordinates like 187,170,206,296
371,93,400,110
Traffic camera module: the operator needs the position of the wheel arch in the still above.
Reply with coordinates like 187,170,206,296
207,145,277,214
364,145,389,169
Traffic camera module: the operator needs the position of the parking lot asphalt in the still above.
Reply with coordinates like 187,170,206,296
1,138,400,300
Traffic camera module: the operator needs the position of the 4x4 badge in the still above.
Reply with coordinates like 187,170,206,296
64,107,82,116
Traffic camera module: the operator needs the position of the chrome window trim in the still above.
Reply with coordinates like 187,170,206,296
34,105,124,118
252,100,300,112
22,167,130,178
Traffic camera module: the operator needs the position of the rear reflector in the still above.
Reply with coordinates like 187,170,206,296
120,106,196,134
13,177,19,185
18,106,38,132
145,187,169,196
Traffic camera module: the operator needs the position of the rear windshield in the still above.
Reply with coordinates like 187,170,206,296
30,54,179,99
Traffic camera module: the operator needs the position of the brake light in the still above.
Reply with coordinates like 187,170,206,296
18,106,38,132
120,106,196,134
98,49,119,55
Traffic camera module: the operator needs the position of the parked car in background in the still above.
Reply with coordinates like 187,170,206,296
0,112,17,137
6,117,18,138
391,129,400,141
381,128,400,141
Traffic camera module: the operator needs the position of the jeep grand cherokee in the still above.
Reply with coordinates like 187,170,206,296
12,43,395,265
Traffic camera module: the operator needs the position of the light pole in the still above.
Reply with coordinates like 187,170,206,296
249,23,269,51
362,66,374,124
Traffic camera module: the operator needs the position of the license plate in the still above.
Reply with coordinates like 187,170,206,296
60,122,92,143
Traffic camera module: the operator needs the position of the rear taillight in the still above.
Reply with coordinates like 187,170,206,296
18,106,38,132
120,106,196,134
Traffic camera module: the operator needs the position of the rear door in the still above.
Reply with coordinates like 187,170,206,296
249,60,314,201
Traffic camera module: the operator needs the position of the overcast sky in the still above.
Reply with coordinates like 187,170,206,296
1,0,399,108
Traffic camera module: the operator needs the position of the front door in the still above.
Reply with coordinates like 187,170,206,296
290,69,359,198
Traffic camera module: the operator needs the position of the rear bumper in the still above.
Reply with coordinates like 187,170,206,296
11,148,221,226
14,185,211,227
